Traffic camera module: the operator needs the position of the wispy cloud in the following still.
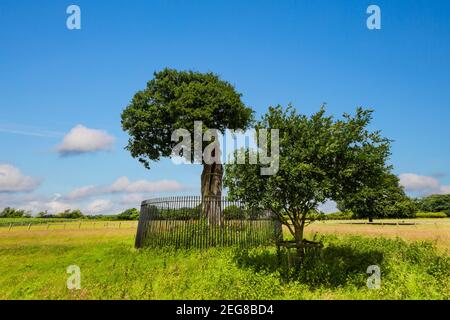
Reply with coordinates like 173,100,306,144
0,124,64,138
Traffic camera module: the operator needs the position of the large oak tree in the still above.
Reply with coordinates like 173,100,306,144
121,69,253,223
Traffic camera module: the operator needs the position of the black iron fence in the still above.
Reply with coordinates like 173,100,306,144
135,196,283,249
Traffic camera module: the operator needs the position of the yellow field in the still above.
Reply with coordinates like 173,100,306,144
1,219,448,252
0,221,138,232
0,221,138,250
305,219,450,253
0,226,136,247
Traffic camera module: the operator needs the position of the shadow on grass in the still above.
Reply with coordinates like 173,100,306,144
233,244,385,289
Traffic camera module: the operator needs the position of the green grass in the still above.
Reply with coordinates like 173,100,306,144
0,228,448,299
415,212,448,218
0,218,77,226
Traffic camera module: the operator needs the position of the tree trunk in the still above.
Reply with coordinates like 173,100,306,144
369,215,373,223
294,221,305,263
201,163,223,225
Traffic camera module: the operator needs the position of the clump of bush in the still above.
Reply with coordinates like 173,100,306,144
117,208,139,220
223,205,247,219
0,207,31,218
415,212,448,219
325,211,354,220
57,209,84,219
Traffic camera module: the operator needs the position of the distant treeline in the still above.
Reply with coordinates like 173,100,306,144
326,211,448,220
0,207,140,221
327,194,450,220
1,194,449,221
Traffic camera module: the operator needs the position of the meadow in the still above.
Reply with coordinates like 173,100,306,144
307,219,450,252
0,218,75,226
0,220,448,300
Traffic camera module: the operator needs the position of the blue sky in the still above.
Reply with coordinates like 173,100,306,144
1,0,449,214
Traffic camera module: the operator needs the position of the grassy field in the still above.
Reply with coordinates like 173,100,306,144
0,220,448,300
0,220,137,231
306,219,450,253
0,218,75,226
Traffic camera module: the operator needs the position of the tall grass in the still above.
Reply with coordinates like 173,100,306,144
0,230,447,299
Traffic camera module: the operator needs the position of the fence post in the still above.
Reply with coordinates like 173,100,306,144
8,223,12,231
135,203,146,248
79,222,82,229
119,222,121,229
28,223,31,231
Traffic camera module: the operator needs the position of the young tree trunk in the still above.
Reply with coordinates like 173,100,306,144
294,221,305,262
201,163,223,225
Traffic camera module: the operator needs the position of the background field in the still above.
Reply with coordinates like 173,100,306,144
306,219,450,253
0,219,448,300
0,220,137,231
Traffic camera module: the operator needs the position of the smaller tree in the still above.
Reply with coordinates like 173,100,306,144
225,105,391,261
337,173,417,222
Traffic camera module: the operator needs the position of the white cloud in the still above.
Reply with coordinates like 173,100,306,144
109,176,130,193
0,192,126,215
399,173,440,192
33,200,74,213
438,185,450,194
319,200,338,214
120,193,145,205
56,124,115,156
1,193,76,214
86,199,114,214
66,185,97,200
64,176,189,201
118,177,186,193
399,173,450,195
0,164,40,192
